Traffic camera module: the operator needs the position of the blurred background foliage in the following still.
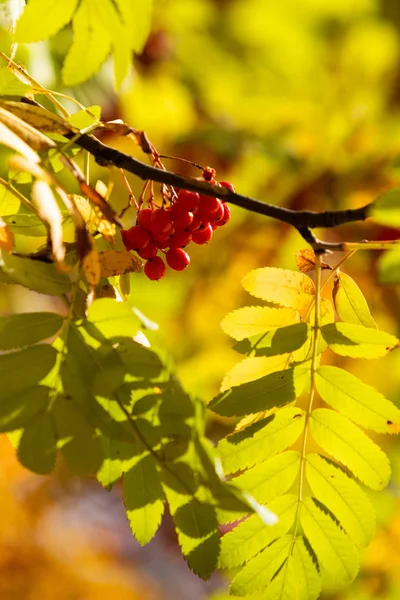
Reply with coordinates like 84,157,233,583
2,0,400,598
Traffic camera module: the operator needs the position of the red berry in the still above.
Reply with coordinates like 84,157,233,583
202,167,216,182
166,248,190,271
137,207,154,230
121,225,150,251
219,181,235,193
188,213,204,231
210,202,224,224
170,203,194,228
199,196,222,220
176,190,201,213
192,223,213,244
220,202,231,225
169,229,192,248
138,242,158,259
144,256,166,280
151,208,174,234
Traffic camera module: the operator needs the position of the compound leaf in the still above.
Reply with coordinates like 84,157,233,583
242,267,315,310
221,355,288,391
310,408,391,490
315,365,400,434
15,0,79,42
2,252,71,295
0,385,49,432
87,298,141,339
0,344,57,400
17,410,57,474
233,322,308,356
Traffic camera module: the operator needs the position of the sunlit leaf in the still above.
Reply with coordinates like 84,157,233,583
219,494,297,569
315,365,400,433
82,244,101,288
333,272,377,328
234,451,300,506
233,323,308,357
221,306,299,341
310,408,391,490
369,189,400,228
0,385,50,432
0,311,63,350
3,213,47,236
210,364,310,417
0,68,31,96
306,453,375,547
87,298,141,339
242,267,315,310
15,0,79,42
114,0,153,53
229,535,292,596
217,406,304,473
320,322,398,358
99,249,142,278
68,105,101,130
301,497,360,585
97,437,137,490
221,355,288,391
123,454,165,545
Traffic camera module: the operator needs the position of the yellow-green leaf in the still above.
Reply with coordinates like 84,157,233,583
242,267,315,310
315,365,400,434
310,408,391,490
221,306,299,341
218,407,304,474
0,68,31,96
301,497,360,585
233,323,309,357
221,355,288,391
15,0,79,42
333,272,377,328
369,189,400,228
320,322,398,358
306,453,375,547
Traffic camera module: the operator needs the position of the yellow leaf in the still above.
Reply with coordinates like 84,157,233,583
0,217,14,251
82,246,101,288
242,267,315,310
99,250,142,278
221,355,288,391
32,181,65,268
296,249,331,273
333,272,377,329
221,306,299,341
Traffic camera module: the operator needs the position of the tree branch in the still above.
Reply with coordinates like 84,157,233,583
71,132,371,230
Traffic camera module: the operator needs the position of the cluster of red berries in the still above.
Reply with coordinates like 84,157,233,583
121,180,233,280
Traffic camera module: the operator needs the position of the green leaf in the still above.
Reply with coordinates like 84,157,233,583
123,454,165,545
333,272,377,328
53,395,104,475
0,344,57,400
229,535,292,596
219,495,298,569
306,453,375,547
315,365,400,434
0,312,63,350
242,267,315,310
0,187,20,216
218,407,304,473
378,245,400,284
97,437,137,489
3,213,47,236
114,0,153,53
68,105,101,130
0,385,49,432
62,0,112,86
233,451,300,506
262,536,321,600
17,410,57,474
301,497,360,585
310,408,391,490
233,323,309,356
369,189,400,228
2,252,71,295
0,68,31,96
221,355,288,391
86,298,141,339
221,306,299,341
320,322,398,359
209,364,310,417
15,0,79,42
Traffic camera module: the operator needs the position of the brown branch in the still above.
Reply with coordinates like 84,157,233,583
70,132,370,231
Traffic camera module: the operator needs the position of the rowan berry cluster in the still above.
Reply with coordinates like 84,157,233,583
121,179,233,280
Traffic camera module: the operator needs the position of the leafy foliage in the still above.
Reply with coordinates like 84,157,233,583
212,262,400,598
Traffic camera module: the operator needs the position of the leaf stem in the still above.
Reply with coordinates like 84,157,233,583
293,254,322,537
